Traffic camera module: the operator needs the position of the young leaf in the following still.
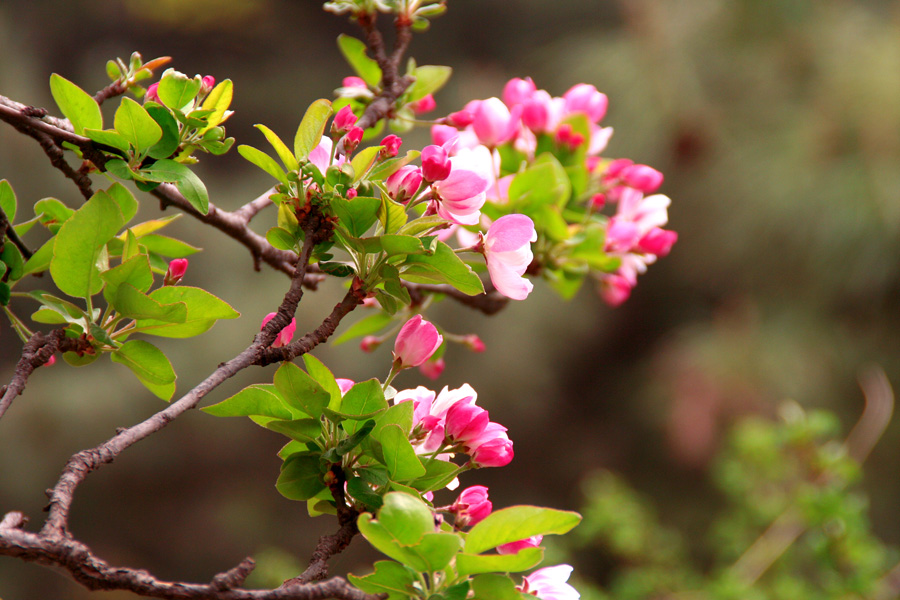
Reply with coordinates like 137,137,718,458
273,362,331,418
22,239,53,276
378,192,408,234
406,66,452,103
50,191,124,299
145,104,181,160
331,196,380,238
255,124,300,172
238,144,290,187
337,34,382,87
112,283,188,322
400,240,484,296
276,454,326,501
294,99,332,161
157,69,201,111
0,179,17,223
301,354,343,410
200,79,233,130
368,150,420,182
456,547,543,576
110,339,177,401
351,146,383,182
348,561,417,598
464,506,582,555
266,227,296,251
49,73,102,135
137,234,201,258
133,286,239,338
115,97,163,152
84,129,131,154
471,574,527,600
140,159,209,214
202,385,293,420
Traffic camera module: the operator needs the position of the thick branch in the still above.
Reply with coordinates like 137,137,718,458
0,330,93,420
0,204,34,260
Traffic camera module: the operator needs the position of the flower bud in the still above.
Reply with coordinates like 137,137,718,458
620,164,664,193
385,165,423,204
360,335,381,353
446,402,490,443
472,97,520,147
446,110,474,128
346,188,358,200
431,124,460,147
563,83,608,123
336,378,355,394
46,355,56,367
598,274,632,307
342,126,364,155
411,94,437,114
200,75,216,95
164,258,188,285
470,435,514,467
418,357,445,380
343,76,367,89
261,312,297,348
498,535,542,555
449,486,492,527
145,82,161,104
421,145,452,182
332,105,358,134
393,315,443,368
380,134,403,159
637,228,678,257
502,77,536,107
463,334,486,353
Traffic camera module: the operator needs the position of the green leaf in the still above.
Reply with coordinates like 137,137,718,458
35,197,74,230
372,401,414,438
276,454,326,501
238,144,290,187
137,234,201,258
406,65,452,103
0,243,24,283
115,97,162,152
112,283,187,322
50,190,124,298
145,104,181,160
133,286,239,338
380,234,432,257
508,155,570,211
331,196,380,238
368,150,420,181
110,339,176,401
22,239,54,276
378,424,425,481
301,354,343,410
336,419,376,455
273,362,331,418
266,418,323,443
456,547,543,576
105,158,137,180
294,99,333,161
351,146,383,182
0,179,16,222
157,69,201,111
255,124,300,172
337,34,382,87
139,159,209,214
376,491,434,545
26,290,90,325
200,79,233,129
346,477,385,512
471,574,528,600
49,73,102,135
333,311,393,345
266,227,296,251
410,532,463,571
202,385,293,419
378,192,408,234
349,561,417,598
396,215,448,238
340,379,388,420
85,129,131,154
464,506,582,555
409,458,459,492
400,240,484,296
0,282,9,306
123,214,182,239
106,182,138,223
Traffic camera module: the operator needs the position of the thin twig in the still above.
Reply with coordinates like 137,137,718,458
0,205,34,260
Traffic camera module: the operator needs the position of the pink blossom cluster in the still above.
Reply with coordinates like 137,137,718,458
393,383,513,468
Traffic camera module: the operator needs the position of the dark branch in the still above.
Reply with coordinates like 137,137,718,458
93,81,127,105
0,204,34,260
405,283,509,316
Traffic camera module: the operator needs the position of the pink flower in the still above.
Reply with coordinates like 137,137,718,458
385,165,423,204
419,357,445,380
393,315,443,368
598,274,632,307
564,83,608,123
620,164,663,193
521,565,579,600
469,424,514,467
471,98,521,147
411,94,437,114
200,75,216,95
346,188,358,200
445,402,490,444
360,335,381,353
502,77,536,107
343,76,367,89
333,105,358,133
520,90,564,134
449,486,492,527
498,535,542,555
261,312,296,348
145,82,160,104
446,110,474,127
483,214,537,300
336,378,355,394
431,124,461,147
430,148,491,225
637,228,678,257
463,334,486,353
380,134,402,158
164,258,188,286
421,145,452,182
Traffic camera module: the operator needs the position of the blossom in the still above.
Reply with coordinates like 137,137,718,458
430,147,491,225
521,565,579,600
445,402,490,443
393,315,443,368
637,227,678,257
502,77,536,107
421,145,452,182
200,75,216,95
336,378,355,394
145,82,160,104
468,422,514,467
597,274,632,308
261,312,296,348
164,258,188,286
449,486,492,527
332,105,358,133
411,94,437,114
563,83,608,123
483,214,537,300
471,97,521,147
385,165,423,204
419,357,445,380
498,535,542,555
380,134,402,158
446,109,474,127
620,164,663,193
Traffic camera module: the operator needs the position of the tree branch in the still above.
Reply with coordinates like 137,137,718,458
0,204,34,260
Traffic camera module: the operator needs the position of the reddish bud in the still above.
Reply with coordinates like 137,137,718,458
411,94,437,114
463,334,486,353
418,357,445,380
333,105,358,133
380,134,403,159
164,258,188,285
343,76,367,88
360,335,381,353
145,82,161,104
346,188,358,200
421,145,452,182
447,110,474,127
200,75,216,95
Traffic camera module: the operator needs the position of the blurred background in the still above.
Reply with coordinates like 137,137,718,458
3,0,900,597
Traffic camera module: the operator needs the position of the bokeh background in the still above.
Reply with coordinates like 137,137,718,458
3,0,900,597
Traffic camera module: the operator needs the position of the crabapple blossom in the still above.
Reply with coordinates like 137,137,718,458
463,334,486,353
520,566,579,600
502,77,536,107
385,165,423,204
498,535,543,555
471,97,521,147
260,312,296,348
393,315,442,368
620,163,664,193
418,357,445,380
448,486,492,527
563,83,608,123
637,227,678,257
145,82,160,104
332,105,358,133
380,134,402,158
360,335,381,353
446,109,474,127
469,425,514,467
421,145,452,182
336,378,355,394
597,274,633,308
200,75,215,95
445,402,490,444
482,214,537,300
430,147,491,225
411,94,436,114
164,258,188,286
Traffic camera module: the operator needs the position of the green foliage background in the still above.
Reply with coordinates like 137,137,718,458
2,0,900,597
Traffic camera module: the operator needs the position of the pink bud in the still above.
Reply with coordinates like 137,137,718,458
421,145,452,182
342,126,364,155
447,110,474,127
261,312,297,348
603,158,633,181
449,485,493,527
470,434,514,467
346,188,358,200
411,94,437,114
431,124,460,147
498,535,542,555
502,77,536,106
145,82,161,104
46,355,56,367
385,165,423,204
472,98,521,147
343,76,367,89
446,402,490,443
637,228,678,257
555,124,584,151
418,357,445,380
620,164,664,193
360,335,381,353
393,315,443,368
380,134,403,158
463,334,486,353
200,75,216,95
598,274,632,307
164,258,188,285
333,105,358,133
563,83,608,123
590,193,606,209
336,378,355,394
585,156,602,173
